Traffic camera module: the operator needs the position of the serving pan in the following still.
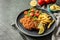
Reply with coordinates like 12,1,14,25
16,8,56,37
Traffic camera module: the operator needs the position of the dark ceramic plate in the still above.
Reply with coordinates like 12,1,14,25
16,9,56,37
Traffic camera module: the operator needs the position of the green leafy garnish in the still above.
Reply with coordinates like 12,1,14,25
33,16,38,20
27,13,30,17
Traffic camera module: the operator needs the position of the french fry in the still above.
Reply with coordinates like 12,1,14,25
48,20,55,29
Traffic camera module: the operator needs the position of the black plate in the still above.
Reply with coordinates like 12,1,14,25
16,9,56,37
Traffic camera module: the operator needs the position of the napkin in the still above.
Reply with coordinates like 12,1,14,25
52,12,60,40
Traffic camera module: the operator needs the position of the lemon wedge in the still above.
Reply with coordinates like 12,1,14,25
50,4,60,11
30,0,37,7
38,23,45,34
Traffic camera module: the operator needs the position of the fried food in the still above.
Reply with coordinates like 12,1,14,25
48,20,55,29
20,15,38,30
38,13,52,24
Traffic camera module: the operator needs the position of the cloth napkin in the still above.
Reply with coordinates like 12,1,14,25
52,12,60,40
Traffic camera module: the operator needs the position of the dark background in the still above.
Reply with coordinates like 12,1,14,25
0,0,60,40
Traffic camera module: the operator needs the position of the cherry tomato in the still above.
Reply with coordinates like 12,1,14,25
38,0,45,6
35,10,39,13
24,11,28,15
31,9,35,12
51,0,56,3
30,12,34,17
35,13,40,17
44,0,51,4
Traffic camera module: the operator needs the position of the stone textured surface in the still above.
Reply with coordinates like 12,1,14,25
0,0,30,40
0,0,60,40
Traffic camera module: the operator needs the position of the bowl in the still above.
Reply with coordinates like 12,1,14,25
47,4,58,13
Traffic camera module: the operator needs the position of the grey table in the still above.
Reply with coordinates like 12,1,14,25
0,0,60,40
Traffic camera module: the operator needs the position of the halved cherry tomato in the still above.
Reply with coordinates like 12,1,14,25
44,0,51,4
35,10,39,13
30,12,34,17
24,11,28,15
31,9,35,12
35,13,40,17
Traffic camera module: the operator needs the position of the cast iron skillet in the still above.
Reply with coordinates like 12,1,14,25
16,8,56,37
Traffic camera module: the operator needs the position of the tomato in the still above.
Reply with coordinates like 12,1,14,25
35,13,40,17
30,12,34,16
51,0,56,3
24,11,28,15
44,0,51,4
38,0,45,6
35,10,39,13
31,9,35,12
